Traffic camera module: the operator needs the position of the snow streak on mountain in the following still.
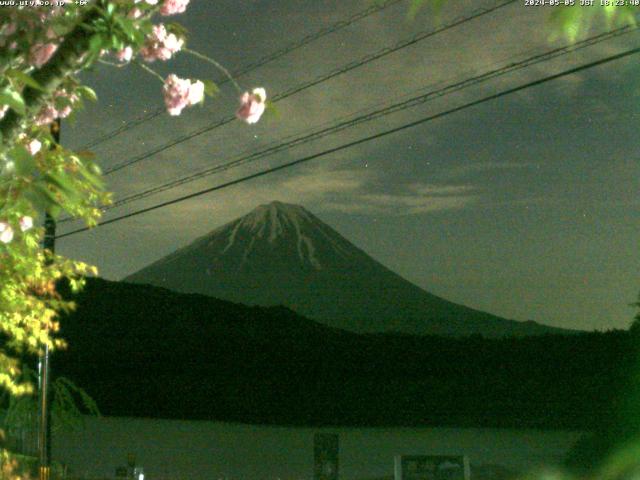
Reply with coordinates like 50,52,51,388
125,201,574,337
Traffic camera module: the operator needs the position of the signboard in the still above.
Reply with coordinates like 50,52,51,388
394,455,470,480
314,433,339,480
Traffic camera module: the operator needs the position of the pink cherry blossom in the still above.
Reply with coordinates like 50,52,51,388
128,7,143,19
160,0,190,15
140,24,183,62
162,76,205,115
29,42,58,68
0,222,14,244
149,23,167,38
19,216,33,232
35,105,57,126
34,90,78,125
160,33,183,58
236,88,267,124
187,80,205,106
163,74,191,116
26,139,42,155
53,90,78,118
116,46,134,63
57,103,73,118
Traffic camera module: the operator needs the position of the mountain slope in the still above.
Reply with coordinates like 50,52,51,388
125,201,574,337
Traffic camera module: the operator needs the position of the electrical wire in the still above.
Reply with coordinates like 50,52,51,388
99,25,636,212
78,0,405,151
56,45,640,239
101,0,518,175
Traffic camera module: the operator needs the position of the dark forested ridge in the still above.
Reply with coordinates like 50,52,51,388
53,278,637,430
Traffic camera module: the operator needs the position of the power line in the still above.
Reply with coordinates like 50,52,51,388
101,0,518,175
56,45,640,240
79,0,405,151
83,25,635,215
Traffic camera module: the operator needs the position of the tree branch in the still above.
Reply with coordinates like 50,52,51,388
0,8,101,143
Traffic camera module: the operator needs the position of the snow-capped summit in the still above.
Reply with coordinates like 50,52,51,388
238,201,313,237
125,201,573,337
143,201,367,275
219,201,354,269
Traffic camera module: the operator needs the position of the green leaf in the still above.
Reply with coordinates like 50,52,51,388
264,100,280,120
54,95,74,111
202,79,219,98
166,22,189,38
23,184,59,211
45,172,77,197
79,164,105,190
66,109,78,126
548,5,584,42
88,34,105,58
9,145,36,176
114,16,137,42
132,27,146,45
6,69,45,91
616,6,638,27
76,86,98,102
0,89,26,116
47,204,62,219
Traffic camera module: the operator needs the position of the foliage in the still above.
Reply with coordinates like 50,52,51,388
0,450,36,480
547,3,639,42
409,0,639,41
0,365,99,438
0,451,65,480
0,0,256,401
0,2,136,397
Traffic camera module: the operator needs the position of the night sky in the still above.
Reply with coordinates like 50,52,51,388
58,0,640,331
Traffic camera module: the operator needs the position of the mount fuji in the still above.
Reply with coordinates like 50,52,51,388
125,201,574,337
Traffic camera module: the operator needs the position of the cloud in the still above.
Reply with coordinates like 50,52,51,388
408,183,476,196
322,181,479,215
274,171,479,216
437,161,539,180
121,168,478,227
278,168,366,195
117,166,372,229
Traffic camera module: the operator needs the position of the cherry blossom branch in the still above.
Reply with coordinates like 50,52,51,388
97,59,128,69
182,47,243,94
0,8,102,144
135,62,166,83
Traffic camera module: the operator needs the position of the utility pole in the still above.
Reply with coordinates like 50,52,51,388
38,118,59,480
